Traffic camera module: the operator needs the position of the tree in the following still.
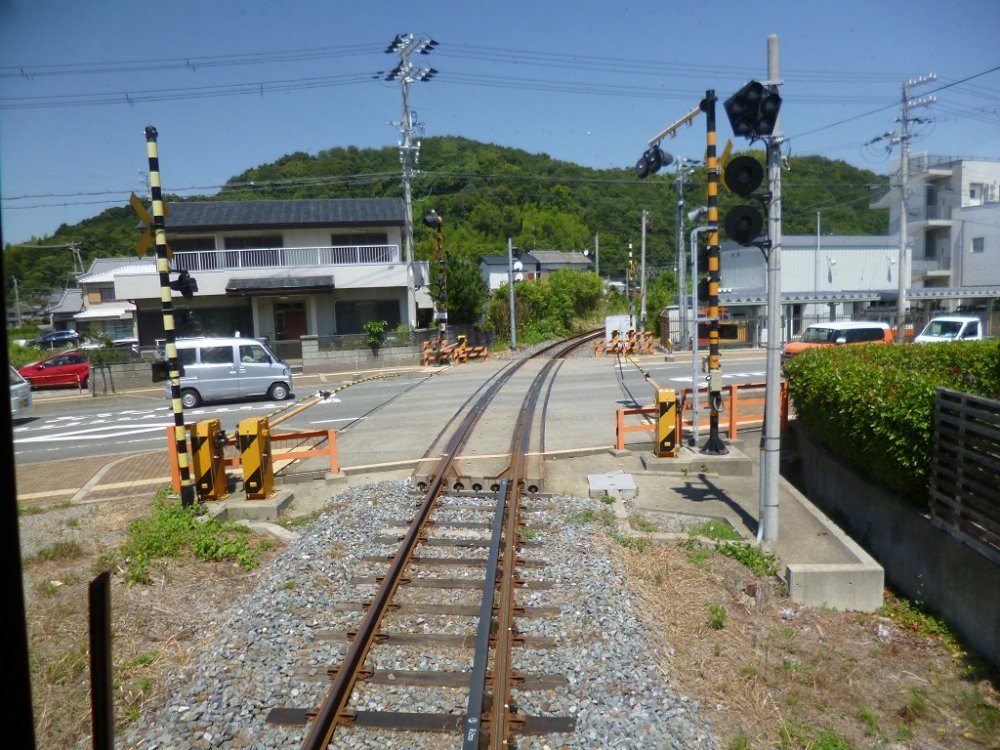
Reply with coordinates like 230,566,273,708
444,255,489,325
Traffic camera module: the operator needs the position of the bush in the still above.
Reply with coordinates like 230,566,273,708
784,341,1000,507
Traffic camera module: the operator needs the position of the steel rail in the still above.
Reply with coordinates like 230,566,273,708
299,330,601,750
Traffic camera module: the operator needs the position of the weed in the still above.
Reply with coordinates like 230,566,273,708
609,529,649,551
857,706,883,738
726,730,751,750
959,685,1000,741
631,515,658,533
278,511,322,529
39,581,62,597
120,652,156,669
520,527,539,541
566,508,616,528
899,686,927,721
878,592,965,662
777,721,853,749
687,519,742,541
600,494,616,505
19,501,73,517
26,540,85,565
282,579,297,590
707,604,727,630
681,538,717,569
717,541,778,576
113,499,272,585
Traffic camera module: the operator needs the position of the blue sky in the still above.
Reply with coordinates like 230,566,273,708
2,0,998,248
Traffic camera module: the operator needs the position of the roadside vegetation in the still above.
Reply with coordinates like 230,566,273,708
784,341,1000,504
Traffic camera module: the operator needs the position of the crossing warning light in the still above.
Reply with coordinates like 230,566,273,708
722,155,766,246
169,269,198,298
635,145,673,179
724,81,782,139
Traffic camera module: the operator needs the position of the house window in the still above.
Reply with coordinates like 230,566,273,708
972,237,985,253
172,237,216,252
331,232,388,246
99,287,116,302
224,235,282,250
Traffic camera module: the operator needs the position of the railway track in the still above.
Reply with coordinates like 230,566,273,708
265,330,601,749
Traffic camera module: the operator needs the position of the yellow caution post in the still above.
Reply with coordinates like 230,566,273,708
655,386,679,458
238,416,274,500
191,419,229,501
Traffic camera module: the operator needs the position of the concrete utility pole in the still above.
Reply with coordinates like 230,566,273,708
640,211,648,330
594,233,600,276
675,158,700,348
384,34,438,328
894,75,936,343
760,34,784,542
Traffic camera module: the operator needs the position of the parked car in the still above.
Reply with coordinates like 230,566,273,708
27,329,81,349
165,337,292,408
18,350,90,389
9,366,33,416
781,321,894,366
913,315,984,343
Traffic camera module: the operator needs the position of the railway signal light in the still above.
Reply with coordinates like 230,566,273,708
169,269,198,298
724,81,782,139
722,155,766,246
635,145,673,178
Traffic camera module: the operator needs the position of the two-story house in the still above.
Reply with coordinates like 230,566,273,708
109,197,430,356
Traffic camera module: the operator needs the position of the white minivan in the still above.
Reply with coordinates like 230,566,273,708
167,337,293,408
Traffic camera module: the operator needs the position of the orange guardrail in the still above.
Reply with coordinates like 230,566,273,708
168,426,340,496
615,381,788,450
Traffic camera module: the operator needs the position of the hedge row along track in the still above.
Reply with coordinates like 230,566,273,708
266,330,602,749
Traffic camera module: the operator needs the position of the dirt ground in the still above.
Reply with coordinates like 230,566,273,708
19,490,1000,750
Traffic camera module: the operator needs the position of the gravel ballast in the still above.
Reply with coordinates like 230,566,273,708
119,480,722,750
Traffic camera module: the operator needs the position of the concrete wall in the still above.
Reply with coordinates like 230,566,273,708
791,425,1000,668
300,335,421,373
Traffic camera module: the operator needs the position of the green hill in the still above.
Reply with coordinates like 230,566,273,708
3,136,889,306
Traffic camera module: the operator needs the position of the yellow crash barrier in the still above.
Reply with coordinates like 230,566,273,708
238,416,274,500
191,419,229,501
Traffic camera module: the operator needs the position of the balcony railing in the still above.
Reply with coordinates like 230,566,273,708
172,244,401,273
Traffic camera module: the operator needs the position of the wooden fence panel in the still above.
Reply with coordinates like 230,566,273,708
929,388,1000,564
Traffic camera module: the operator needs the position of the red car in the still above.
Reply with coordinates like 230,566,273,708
18,350,90,389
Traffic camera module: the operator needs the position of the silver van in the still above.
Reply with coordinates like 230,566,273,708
167,337,293,408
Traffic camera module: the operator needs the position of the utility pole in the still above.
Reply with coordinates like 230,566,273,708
894,75,936,343
866,74,935,343
639,211,648,330
384,34,438,329
594,233,600,277
760,35,784,541
675,158,700,348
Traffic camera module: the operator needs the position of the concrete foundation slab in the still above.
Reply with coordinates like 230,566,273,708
587,471,637,501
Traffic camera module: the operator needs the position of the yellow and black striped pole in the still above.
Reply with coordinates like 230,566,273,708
145,126,196,507
699,92,729,455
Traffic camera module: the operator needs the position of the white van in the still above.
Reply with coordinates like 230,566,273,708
167,337,293,408
10,365,33,417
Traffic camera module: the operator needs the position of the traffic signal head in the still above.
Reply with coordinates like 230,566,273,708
724,81,782,139
635,145,673,178
423,209,443,229
723,156,764,197
724,205,764,246
169,269,198,299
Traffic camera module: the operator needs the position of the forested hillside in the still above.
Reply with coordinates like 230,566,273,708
3,136,889,306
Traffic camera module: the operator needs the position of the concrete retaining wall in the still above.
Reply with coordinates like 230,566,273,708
792,425,1000,668
300,336,421,373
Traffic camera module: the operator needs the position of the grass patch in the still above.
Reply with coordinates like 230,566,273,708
707,604,727,630
98,499,272,584
631,514,658,533
25,540,85,566
688,519,742,541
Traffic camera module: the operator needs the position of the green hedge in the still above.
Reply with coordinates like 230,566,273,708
784,341,1000,507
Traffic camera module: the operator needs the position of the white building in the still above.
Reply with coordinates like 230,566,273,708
871,154,1000,320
